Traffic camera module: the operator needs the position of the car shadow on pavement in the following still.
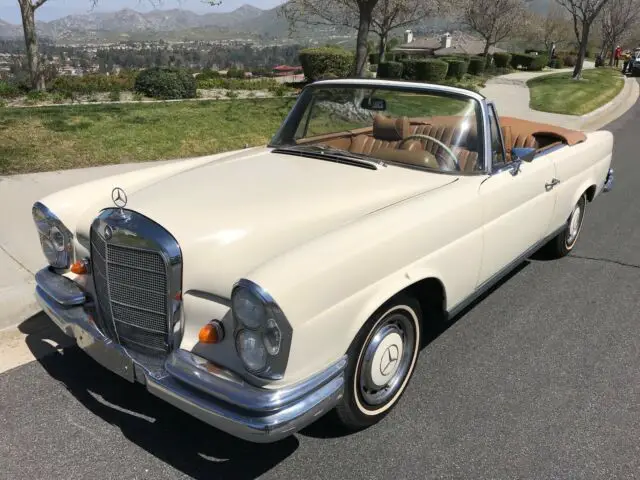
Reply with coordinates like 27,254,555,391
18,314,299,480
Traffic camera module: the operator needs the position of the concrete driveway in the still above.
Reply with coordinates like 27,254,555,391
0,84,639,478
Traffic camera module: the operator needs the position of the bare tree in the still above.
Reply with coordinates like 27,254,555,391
555,0,613,78
541,4,573,51
370,0,439,61
281,0,380,77
456,0,530,57
600,0,640,65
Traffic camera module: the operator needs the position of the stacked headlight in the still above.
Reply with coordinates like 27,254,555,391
232,279,292,380
32,202,74,270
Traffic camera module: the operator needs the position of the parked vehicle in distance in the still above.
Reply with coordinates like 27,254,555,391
33,79,615,443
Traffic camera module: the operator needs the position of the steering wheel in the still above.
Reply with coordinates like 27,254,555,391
398,134,460,171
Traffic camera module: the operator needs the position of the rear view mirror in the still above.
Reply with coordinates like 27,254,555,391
512,147,536,162
361,97,387,111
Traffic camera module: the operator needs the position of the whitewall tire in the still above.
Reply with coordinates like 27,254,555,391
335,295,422,430
546,194,587,258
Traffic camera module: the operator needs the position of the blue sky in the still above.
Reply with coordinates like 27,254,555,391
0,0,285,23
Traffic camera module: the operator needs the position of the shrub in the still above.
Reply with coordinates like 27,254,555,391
401,59,419,80
109,90,121,102
414,59,449,82
468,56,486,75
132,92,144,101
226,67,246,79
268,84,289,97
299,47,354,81
377,61,404,79
510,53,534,69
25,91,48,104
443,58,468,79
528,55,549,71
197,77,279,91
0,99,6,108
134,67,197,99
197,69,221,81
492,52,512,68
0,80,21,98
50,72,136,95
548,58,562,69
369,53,380,65
563,54,577,67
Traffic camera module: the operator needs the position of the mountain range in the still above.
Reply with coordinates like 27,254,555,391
0,1,552,43
0,4,343,42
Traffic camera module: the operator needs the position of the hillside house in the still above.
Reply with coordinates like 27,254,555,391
393,31,506,57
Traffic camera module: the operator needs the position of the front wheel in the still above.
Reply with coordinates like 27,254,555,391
545,194,587,258
335,296,422,431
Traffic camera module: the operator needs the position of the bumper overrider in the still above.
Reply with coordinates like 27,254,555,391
35,268,346,443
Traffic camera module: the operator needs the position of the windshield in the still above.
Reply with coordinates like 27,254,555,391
270,84,484,174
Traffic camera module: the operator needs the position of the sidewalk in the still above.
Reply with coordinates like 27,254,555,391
479,61,638,131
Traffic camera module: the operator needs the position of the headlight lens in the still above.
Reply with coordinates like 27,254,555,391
32,202,74,270
236,330,267,372
231,280,292,380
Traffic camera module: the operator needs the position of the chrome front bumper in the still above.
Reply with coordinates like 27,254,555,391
35,268,346,443
604,168,614,192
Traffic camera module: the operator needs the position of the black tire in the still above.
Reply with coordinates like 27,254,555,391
335,295,422,431
545,194,587,258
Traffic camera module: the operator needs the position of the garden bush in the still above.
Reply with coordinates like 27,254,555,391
510,53,534,70
369,53,380,65
562,54,577,67
468,56,486,75
226,67,246,79
377,61,404,79
414,59,449,82
492,52,512,68
443,58,468,79
197,77,279,91
0,80,21,98
299,47,354,81
134,67,197,99
50,72,136,95
197,69,221,81
548,58,563,69
528,55,549,71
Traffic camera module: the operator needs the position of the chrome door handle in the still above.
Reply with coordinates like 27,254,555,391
545,178,560,191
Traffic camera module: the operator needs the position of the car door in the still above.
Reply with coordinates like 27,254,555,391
477,103,557,285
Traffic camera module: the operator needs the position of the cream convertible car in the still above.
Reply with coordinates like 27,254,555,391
33,79,614,443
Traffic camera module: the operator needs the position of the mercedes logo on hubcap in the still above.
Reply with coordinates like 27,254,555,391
379,344,400,376
111,187,128,209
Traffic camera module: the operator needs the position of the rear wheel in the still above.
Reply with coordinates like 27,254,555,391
545,194,587,258
335,296,422,431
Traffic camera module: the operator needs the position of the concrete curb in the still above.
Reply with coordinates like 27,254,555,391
580,77,639,131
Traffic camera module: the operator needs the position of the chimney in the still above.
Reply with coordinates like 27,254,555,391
441,32,452,49
404,30,414,44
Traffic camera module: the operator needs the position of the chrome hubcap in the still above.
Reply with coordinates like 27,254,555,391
567,204,582,245
359,312,415,407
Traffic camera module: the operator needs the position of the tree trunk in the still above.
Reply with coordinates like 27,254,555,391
609,43,616,67
572,22,590,80
482,39,491,57
19,1,45,91
378,33,387,63
354,3,375,77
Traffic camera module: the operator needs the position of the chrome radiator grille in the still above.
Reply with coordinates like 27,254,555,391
90,210,182,356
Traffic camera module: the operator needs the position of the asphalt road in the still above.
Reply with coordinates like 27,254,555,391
2,90,640,480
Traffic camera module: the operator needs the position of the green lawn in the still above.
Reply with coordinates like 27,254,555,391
0,98,296,175
527,68,625,116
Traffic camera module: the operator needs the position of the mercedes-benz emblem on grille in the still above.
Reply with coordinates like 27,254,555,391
104,225,113,240
112,187,128,209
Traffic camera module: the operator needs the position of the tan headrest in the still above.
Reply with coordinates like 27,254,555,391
373,115,409,141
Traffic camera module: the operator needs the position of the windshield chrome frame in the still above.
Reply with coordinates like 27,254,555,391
269,79,491,176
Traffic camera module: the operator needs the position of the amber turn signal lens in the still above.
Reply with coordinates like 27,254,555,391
70,260,88,275
199,321,224,344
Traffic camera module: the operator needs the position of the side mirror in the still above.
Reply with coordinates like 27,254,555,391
512,147,536,163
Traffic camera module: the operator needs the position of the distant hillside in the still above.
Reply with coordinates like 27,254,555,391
0,0,554,44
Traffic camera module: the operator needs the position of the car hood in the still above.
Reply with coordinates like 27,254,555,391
84,148,456,297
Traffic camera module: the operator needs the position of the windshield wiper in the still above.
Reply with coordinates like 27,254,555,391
273,144,382,170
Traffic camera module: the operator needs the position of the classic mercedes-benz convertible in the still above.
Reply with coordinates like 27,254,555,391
33,79,614,443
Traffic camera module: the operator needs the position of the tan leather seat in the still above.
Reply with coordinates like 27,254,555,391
349,115,410,155
410,123,479,172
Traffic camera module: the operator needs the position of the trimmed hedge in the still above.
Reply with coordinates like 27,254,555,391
377,61,404,79
50,72,137,95
443,59,468,79
134,67,197,99
414,59,449,82
528,55,549,71
299,47,354,81
493,52,512,68
510,53,534,70
369,53,381,65
468,56,486,75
